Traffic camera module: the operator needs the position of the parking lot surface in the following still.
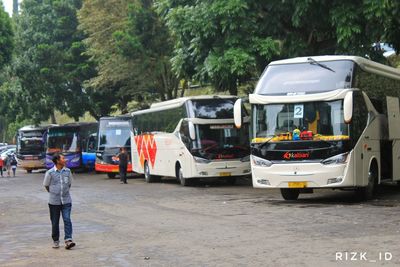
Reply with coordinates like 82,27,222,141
1,169,400,266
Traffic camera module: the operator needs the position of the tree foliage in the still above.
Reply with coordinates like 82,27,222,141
79,0,178,109
12,0,94,123
156,0,400,95
0,1,13,69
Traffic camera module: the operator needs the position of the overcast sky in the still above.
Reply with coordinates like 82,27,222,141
2,0,21,15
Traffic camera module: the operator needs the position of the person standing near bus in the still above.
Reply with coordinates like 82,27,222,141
10,154,18,177
117,147,129,184
43,153,76,249
5,154,11,177
0,157,3,177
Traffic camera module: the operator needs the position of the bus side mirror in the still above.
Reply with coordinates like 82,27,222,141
188,121,196,140
344,92,353,124
234,99,242,128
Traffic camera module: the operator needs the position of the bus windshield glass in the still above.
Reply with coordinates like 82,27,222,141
191,124,249,160
98,120,131,150
190,99,236,119
253,100,349,142
19,138,45,153
255,60,354,95
47,128,79,152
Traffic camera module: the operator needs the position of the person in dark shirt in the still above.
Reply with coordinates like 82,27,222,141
117,147,129,184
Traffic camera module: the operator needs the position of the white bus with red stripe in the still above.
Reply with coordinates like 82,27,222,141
131,95,251,186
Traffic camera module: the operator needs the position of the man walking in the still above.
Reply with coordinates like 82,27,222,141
43,153,76,249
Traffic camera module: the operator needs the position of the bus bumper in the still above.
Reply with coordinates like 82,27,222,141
95,163,133,173
252,161,352,188
19,159,46,170
194,160,251,178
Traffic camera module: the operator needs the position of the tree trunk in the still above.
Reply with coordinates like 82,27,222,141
50,112,57,124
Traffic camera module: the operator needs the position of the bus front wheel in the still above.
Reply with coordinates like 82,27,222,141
355,164,378,200
107,173,116,179
144,161,159,183
280,188,300,200
178,167,190,186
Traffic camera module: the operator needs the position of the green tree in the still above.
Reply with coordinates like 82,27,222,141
0,1,13,69
156,0,399,95
13,0,95,123
79,0,178,109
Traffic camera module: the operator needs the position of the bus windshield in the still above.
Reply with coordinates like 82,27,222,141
253,100,349,142
48,128,79,152
190,99,236,119
98,120,131,150
255,60,354,95
19,137,45,154
191,124,249,160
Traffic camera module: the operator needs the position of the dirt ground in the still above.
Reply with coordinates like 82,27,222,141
1,169,400,267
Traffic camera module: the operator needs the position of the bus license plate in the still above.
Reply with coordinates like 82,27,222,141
288,182,307,188
219,172,231,177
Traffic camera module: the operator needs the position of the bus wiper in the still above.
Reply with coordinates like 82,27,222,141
255,137,274,149
307,58,335,73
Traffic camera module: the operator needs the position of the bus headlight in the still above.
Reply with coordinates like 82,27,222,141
194,156,211,164
252,155,273,167
321,153,349,165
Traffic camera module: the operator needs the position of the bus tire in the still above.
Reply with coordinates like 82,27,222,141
355,163,378,200
26,169,32,174
144,161,158,183
107,173,116,179
280,188,300,200
225,177,237,185
178,167,190,186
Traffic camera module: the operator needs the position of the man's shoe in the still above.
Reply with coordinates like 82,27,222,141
65,240,76,250
52,241,60,249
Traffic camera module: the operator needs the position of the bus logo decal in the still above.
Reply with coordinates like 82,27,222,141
283,151,310,160
135,134,157,168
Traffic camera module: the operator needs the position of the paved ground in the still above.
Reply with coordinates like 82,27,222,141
1,169,400,267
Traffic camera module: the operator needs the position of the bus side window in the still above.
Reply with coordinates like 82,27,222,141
179,121,191,150
351,91,368,146
87,135,96,153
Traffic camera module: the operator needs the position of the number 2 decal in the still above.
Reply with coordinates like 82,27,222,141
294,105,304,118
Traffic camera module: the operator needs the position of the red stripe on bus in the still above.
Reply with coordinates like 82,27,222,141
95,163,133,173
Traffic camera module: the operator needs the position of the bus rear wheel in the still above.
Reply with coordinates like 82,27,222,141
280,188,300,200
107,173,116,179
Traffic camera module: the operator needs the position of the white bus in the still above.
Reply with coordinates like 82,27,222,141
131,95,251,186
16,125,54,173
234,56,400,200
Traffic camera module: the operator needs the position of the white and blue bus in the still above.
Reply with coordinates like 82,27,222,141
46,122,98,170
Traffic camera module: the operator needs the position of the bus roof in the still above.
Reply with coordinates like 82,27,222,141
268,55,400,80
18,124,57,132
99,115,131,121
49,122,98,129
132,95,237,115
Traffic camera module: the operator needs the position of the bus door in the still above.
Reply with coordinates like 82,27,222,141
387,96,400,181
178,120,193,177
